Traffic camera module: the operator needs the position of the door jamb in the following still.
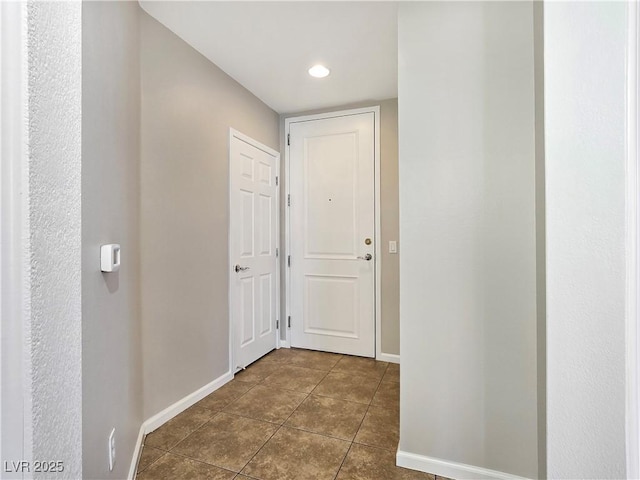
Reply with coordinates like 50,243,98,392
1,2,29,475
228,128,281,375
284,106,382,360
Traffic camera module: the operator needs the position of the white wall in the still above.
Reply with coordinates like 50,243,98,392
26,2,83,477
81,2,143,479
544,3,628,478
397,2,538,478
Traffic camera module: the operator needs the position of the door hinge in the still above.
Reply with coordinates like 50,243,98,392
287,194,291,207
287,255,291,267
275,176,279,186
287,133,290,146
276,319,279,329
276,247,279,257
287,316,291,328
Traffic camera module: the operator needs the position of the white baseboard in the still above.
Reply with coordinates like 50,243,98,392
144,370,234,433
279,341,290,348
127,424,146,480
128,370,234,479
396,451,531,480
377,352,400,364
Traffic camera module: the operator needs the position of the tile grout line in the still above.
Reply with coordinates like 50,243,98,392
219,401,302,428
281,353,385,443
234,353,323,476
301,391,372,405
230,353,378,442
234,351,348,477
163,410,225,456
141,411,240,475
333,361,390,480
135,446,167,476
333,405,369,480
279,418,364,443
332,442,354,480
162,408,270,477
139,350,396,479
347,362,390,449
159,448,238,477
303,357,339,399
193,388,285,476
146,413,216,455
267,354,348,479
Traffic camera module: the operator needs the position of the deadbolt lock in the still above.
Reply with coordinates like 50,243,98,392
364,238,372,245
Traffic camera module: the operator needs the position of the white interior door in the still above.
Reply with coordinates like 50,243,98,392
230,130,279,370
289,112,375,357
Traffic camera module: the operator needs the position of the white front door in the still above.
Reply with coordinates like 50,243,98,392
288,112,375,357
230,130,279,370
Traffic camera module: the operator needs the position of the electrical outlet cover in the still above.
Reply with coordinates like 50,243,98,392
108,428,115,471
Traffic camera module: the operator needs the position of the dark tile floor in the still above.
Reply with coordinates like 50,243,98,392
135,348,445,480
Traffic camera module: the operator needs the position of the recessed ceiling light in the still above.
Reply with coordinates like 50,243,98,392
308,65,330,78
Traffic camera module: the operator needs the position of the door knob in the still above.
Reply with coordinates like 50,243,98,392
234,265,250,272
357,254,372,261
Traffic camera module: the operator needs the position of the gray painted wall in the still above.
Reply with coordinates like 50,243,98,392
544,2,627,478
82,3,143,479
398,2,538,478
279,99,399,355
140,11,280,419
27,3,83,478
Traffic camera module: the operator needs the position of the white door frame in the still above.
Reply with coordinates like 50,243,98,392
228,128,281,374
284,106,383,360
626,1,640,477
1,2,29,476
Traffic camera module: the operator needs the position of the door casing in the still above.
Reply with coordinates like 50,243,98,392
228,128,281,374
1,2,28,476
284,107,383,359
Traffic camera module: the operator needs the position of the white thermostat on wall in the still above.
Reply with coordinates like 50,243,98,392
100,244,121,273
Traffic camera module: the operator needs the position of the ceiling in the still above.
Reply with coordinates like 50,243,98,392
139,1,398,114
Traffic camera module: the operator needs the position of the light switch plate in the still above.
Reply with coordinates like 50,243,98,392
389,241,397,254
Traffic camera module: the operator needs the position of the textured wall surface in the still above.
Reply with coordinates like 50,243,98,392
398,2,538,478
27,2,83,478
545,3,627,478
140,11,279,419
81,2,143,479
279,99,400,355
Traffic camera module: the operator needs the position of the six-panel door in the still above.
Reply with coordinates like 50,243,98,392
230,133,278,370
